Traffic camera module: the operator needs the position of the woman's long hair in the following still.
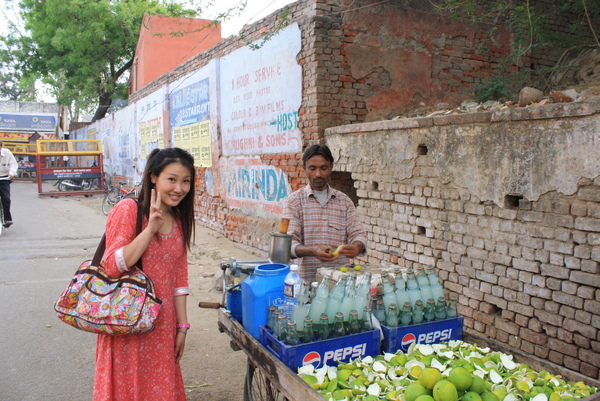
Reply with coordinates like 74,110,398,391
137,148,196,249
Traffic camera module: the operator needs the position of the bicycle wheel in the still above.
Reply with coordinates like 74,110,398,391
244,359,287,401
102,188,119,215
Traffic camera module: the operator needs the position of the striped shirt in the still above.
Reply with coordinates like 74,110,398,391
283,185,367,282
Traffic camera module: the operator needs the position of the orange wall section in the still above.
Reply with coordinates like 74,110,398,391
131,13,222,93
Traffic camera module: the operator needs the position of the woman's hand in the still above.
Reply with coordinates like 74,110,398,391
175,330,186,362
147,189,164,234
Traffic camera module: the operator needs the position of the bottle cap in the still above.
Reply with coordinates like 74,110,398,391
290,264,298,271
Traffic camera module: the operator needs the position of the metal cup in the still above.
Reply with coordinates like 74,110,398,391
269,232,292,265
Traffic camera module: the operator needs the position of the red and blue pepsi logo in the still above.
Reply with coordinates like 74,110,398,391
302,351,321,367
401,333,416,350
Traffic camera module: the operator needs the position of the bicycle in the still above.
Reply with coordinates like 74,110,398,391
102,181,141,215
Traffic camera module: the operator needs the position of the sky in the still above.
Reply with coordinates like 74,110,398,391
0,0,296,102
0,0,296,38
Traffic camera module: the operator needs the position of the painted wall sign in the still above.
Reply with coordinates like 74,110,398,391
220,23,302,156
0,113,57,131
169,76,212,167
137,88,166,159
220,157,291,215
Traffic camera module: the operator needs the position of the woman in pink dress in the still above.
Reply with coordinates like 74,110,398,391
93,148,196,401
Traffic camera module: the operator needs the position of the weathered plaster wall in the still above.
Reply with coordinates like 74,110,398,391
326,101,600,380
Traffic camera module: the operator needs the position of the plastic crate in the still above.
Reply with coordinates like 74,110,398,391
381,316,464,353
260,325,381,371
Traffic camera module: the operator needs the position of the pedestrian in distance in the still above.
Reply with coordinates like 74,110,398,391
283,144,367,282
93,147,196,401
0,142,18,228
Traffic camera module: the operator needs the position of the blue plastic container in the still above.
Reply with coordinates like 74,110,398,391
260,326,381,370
226,284,242,322
381,316,463,353
242,263,289,339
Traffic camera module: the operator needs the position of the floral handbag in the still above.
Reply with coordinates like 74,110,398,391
54,204,162,335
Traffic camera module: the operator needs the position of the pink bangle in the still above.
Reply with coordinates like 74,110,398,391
177,323,190,329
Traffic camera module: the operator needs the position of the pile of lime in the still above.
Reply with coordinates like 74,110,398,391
297,340,597,401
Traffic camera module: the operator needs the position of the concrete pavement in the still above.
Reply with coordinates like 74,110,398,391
0,182,107,400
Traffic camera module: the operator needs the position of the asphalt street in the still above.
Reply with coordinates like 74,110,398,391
0,182,107,400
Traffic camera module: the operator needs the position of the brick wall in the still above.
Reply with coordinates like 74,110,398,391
326,102,600,380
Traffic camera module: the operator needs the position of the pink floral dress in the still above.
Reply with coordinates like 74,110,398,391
93,199,189,401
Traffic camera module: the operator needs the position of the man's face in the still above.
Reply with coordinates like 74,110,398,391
304,154,332,191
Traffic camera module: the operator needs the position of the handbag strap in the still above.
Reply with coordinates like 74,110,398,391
91,201,144,270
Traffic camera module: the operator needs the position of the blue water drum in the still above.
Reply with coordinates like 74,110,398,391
242,263,289,339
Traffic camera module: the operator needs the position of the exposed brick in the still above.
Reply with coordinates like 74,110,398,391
579,348,600,368
520,327,548,345
543,240,574,255
553,291,584,308
574,217,600,232
540,264,570,279
563,317,598,339
535,309,564,326
570,270,600,288
513,258,540,273
578,187,600,201
508,301,534,317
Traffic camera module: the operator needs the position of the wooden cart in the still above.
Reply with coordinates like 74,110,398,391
217,308,325,401
216,308,600,401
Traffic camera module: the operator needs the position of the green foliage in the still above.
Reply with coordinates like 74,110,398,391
432,0,600,101
7,0,199,120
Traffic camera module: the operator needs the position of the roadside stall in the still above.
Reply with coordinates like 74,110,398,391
35,139,105,197
203,220,600,401
1,141,38,181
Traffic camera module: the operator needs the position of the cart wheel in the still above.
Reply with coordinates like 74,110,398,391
245,358,287,401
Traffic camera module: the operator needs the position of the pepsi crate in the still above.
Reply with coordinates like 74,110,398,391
260,325,380,371
381,316,463,353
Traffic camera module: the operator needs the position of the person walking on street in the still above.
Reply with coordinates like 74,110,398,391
0,142,18,228
283,144,367,282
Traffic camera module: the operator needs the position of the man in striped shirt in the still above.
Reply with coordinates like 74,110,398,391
283,144,367,282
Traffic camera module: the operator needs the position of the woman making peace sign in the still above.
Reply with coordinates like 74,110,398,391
93,148,196,401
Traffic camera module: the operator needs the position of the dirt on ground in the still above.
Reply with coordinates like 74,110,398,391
79,194,267,401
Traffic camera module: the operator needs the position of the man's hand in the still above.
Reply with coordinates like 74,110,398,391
8,174,14,180
333,243,362,259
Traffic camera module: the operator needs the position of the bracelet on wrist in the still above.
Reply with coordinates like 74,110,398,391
177,328,188,335
177,323,190,329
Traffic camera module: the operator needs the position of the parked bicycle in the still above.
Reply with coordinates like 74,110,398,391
102,181,141,215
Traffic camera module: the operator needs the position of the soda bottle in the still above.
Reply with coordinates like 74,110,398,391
426,266,446,302
412,300,424,324
446,294,458,318
283,264,302,319
394,270,411,312
325,275,347,323
340,273,357,322
386,304,399,327
274,313,287,341
400,302,412,326
347,309,360,334
415,266,434,305
406,268,423,306
362,306,374,332
286,320,299,345
381,273,397,312
424,298,436,322
310,281,319,302
353,272,372,321
267,304,277,330
308,275,331,323
292,281,311,332
302,317,314,343
317,313,330,341
435,296,447,320
373,298,386,323
332,312,346,337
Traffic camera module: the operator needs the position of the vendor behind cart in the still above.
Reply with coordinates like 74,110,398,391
283,144,367,282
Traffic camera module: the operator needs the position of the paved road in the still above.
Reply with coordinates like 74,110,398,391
0,181,251,401
0,182,107,400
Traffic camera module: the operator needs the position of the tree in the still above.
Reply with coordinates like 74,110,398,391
9,0,199,121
